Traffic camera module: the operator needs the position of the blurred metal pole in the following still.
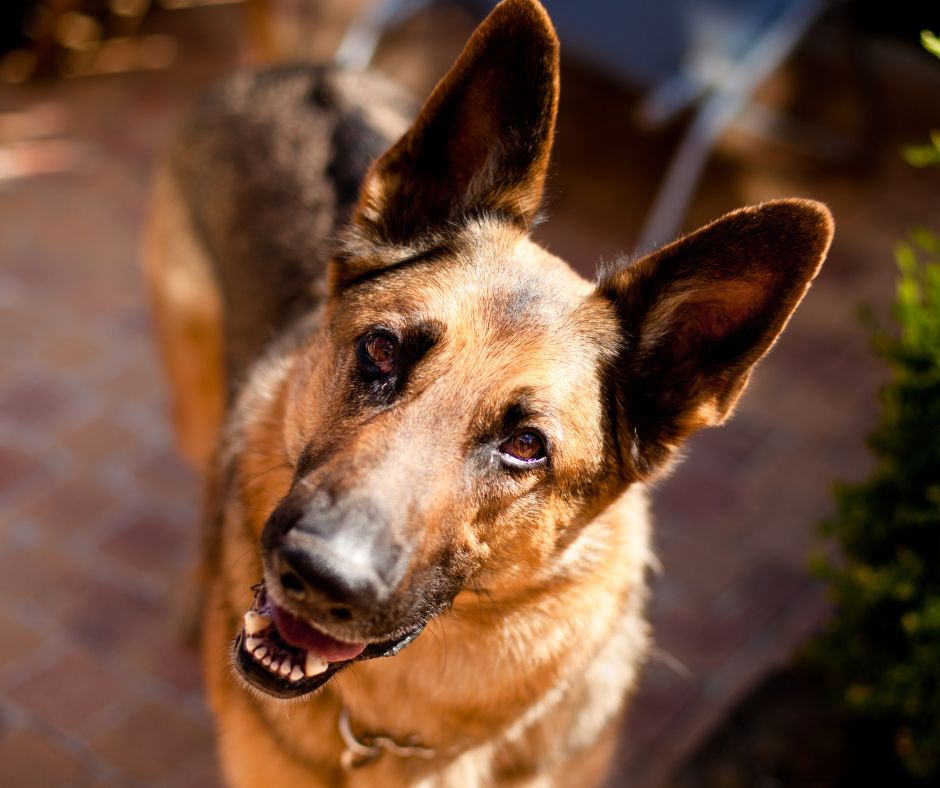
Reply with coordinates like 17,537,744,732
335,0,434,70
636,0,826,252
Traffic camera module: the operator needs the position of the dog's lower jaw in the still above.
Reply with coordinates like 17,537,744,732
232,581,426,700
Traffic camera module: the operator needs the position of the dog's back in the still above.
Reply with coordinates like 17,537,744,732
145,67,414,465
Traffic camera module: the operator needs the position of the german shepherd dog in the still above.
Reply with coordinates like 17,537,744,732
145,0,833,784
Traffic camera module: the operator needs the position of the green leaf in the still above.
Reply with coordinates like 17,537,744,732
911,227,940,256
902,141,940,168
922,30,940,60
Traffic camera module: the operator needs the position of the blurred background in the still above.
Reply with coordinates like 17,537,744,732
0,1,938,786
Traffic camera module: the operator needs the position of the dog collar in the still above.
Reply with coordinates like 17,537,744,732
339,707,439,770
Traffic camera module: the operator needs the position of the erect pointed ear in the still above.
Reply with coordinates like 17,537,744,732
353,0,559,247
598,199,834,476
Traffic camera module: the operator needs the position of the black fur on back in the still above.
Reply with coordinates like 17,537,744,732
169,66,416,394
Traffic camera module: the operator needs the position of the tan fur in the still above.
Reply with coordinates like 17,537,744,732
146,1,832,785
144,167,225,469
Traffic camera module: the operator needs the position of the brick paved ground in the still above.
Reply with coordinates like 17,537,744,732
0,4,937,786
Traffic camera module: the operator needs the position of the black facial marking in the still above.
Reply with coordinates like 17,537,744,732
293,439,341,483
402,319,444,366
483,395,544,448
333,243,452,291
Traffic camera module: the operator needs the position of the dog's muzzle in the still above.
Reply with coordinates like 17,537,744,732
235,487,419,699
234,583,423,699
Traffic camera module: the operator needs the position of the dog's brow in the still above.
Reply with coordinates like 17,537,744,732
404,319,445,348
495,391,562,435
337,244,452,290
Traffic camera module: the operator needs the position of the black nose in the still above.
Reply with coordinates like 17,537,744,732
277,530,390,613
261,490,405,620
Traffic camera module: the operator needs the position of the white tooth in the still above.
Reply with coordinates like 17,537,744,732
290,666,304,682
278,662,292,678
269,660,279,672
254,646,267,660
305,652,328,677
263,656,273,667
245,637,262,653
243,611,272,635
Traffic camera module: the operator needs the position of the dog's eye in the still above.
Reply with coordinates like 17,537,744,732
358,331,398,377
498,431,547,466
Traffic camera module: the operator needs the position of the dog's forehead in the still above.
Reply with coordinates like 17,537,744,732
345,221,605,343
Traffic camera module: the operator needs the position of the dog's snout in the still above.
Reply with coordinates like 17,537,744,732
278,535,389,612
261,491,408,622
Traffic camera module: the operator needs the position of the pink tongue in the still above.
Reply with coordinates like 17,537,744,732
270,604,367,662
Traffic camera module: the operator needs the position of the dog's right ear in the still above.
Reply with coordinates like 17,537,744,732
346,0,559,261
597,199,834,478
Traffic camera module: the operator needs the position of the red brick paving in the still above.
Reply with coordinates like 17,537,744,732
0,13,234,784
0,608,44,672
100,513,187,575
91,702,214,782
19,475,119,537
0,729,93,787
0,443,47,490
1,5,937,787
6,648,129,736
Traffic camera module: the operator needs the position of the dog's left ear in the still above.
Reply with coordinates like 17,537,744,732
598,199,834,476
353,0,559,248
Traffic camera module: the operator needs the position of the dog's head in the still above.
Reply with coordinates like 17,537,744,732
233,0,833,698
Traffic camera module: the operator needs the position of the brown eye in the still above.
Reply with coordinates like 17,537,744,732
499,431,546,465
358,332,397,376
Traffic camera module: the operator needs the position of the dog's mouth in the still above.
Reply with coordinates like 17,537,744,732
233,583,423,699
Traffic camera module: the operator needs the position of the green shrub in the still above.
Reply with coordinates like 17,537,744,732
813,32,940,779
901,31,940,167
814,229,940,781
